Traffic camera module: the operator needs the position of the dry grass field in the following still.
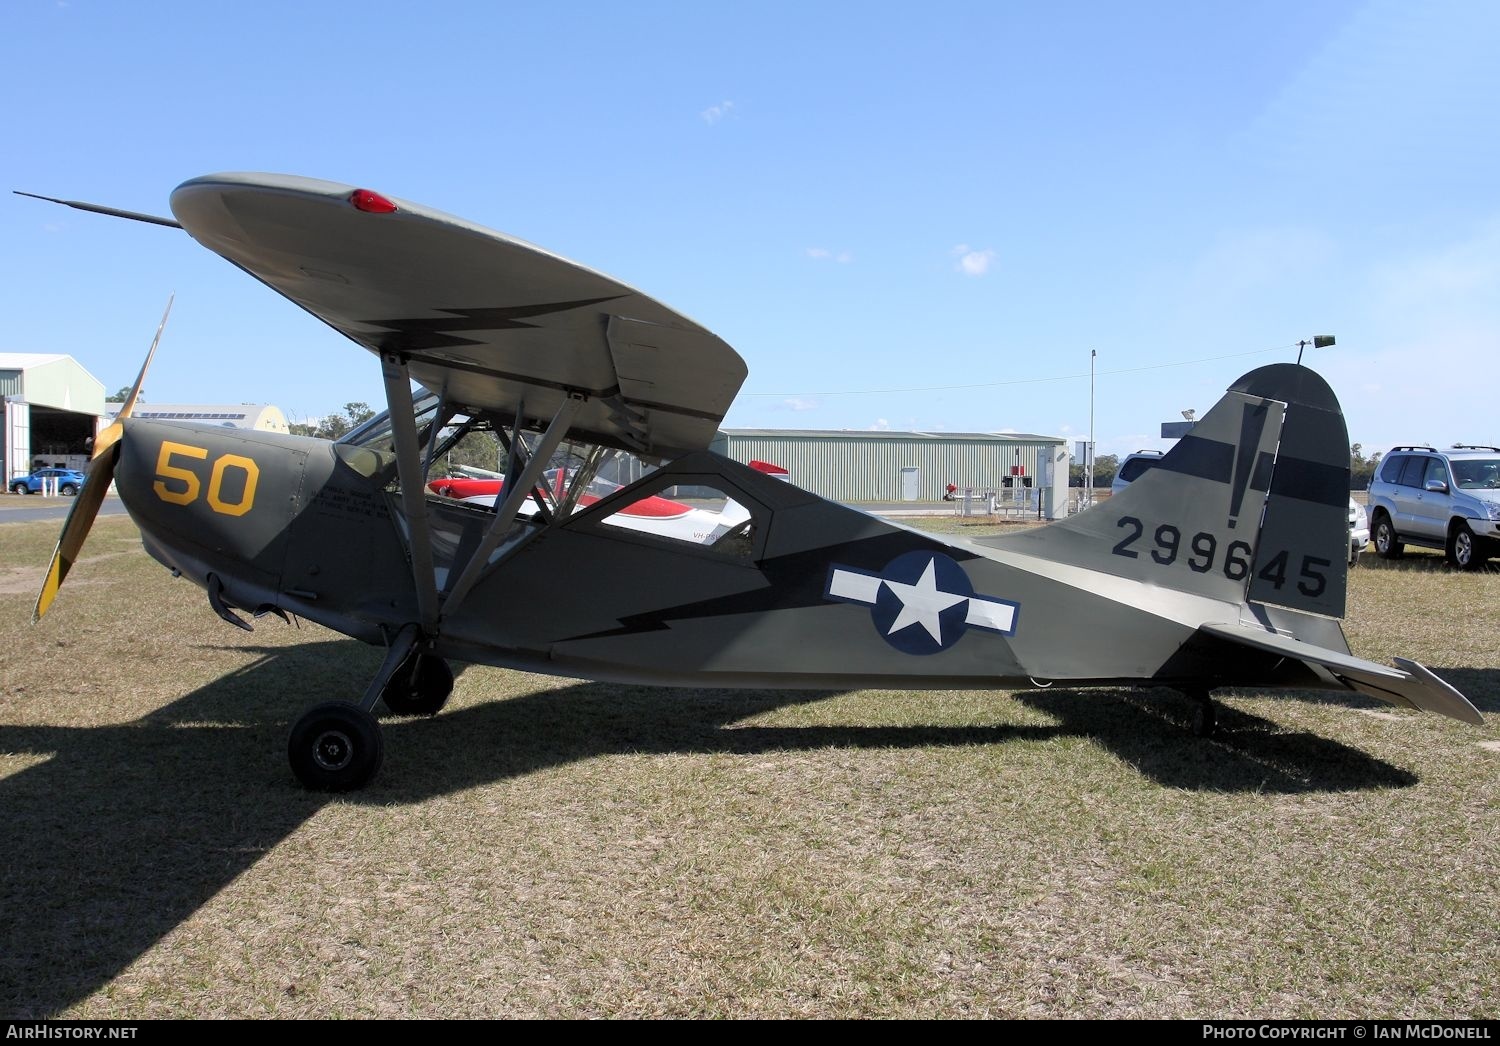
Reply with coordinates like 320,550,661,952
1,515,1496,1018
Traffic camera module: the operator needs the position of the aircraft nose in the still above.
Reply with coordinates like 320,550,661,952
113,420,310,607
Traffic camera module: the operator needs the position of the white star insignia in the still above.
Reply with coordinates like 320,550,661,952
881,559,967,642
825,554,1020,652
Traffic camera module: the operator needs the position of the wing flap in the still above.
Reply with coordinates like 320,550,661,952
1199,622,1482,725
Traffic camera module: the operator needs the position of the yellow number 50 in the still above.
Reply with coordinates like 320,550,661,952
153,441,260,517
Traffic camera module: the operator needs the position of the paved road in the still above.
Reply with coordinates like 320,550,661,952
0,494,129,524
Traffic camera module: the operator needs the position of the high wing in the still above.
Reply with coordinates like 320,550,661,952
169,174,746,459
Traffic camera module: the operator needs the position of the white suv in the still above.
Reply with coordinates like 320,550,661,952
1367,445,1500,570
1111,451,1163,495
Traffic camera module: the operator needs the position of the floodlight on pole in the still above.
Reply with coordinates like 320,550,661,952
1296,334,1336,366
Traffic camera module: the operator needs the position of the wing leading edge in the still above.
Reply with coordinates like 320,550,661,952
169,173,747,458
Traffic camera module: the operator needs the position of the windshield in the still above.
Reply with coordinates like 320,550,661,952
1451,458,1500,489
339,390,445,453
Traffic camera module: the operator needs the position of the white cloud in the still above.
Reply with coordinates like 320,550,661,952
781,397,819,412
870,418,891,431
951,244,996,276
701,100,735,125
806,247,852,263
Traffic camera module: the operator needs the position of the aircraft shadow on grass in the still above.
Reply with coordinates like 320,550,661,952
0,637,1431,1017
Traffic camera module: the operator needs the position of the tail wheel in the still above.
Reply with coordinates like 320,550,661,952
10,483,28,495
1373,515,1404,559
289,702,384,791
1447,521,1484,571
381,653,454,716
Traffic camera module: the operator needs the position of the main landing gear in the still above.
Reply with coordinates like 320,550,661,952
379,653,454,716
288,702,385,792
1180,687,1218,738
287,626,453,791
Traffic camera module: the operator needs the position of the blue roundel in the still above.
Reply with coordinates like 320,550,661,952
870,551,974,655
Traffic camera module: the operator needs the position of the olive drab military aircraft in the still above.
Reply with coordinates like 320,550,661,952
22,174,1482,791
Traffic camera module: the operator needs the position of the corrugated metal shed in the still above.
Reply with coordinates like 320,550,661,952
0,354,105,415
2,354,108,480
712,428,1066,502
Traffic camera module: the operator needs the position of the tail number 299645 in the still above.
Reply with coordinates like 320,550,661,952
1112,515,1329,597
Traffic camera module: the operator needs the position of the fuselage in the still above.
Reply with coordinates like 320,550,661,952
112,417,1324,696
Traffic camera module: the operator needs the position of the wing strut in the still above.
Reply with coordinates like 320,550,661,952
419,393,456,478
381,352,442,634
440,394,584,618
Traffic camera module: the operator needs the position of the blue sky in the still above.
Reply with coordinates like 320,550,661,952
3,0,1497,459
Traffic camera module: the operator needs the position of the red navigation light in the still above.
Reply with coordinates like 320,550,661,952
349,188,398,214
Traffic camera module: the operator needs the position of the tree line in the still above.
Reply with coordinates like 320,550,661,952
1069,444,1385,490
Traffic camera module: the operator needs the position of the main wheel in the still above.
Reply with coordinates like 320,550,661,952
1191,697,1217,738
10,482,28,495
1447,521,1484,571
288,702,384,791
60,483,78,496
381,653,454,716
1373,515,1404,559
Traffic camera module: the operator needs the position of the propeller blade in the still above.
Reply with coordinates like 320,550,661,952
116,294,173,421
33,436,121,622
34,294,172,622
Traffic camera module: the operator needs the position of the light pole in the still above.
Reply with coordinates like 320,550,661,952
1296,334,1335,366
1087,349,1096,508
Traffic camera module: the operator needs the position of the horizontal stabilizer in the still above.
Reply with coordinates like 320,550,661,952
1199,622,1482,725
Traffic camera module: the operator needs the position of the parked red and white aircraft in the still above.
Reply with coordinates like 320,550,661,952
427,463,776,545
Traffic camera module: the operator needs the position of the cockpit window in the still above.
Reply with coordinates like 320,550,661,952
577,475,762,561
339,391,444,453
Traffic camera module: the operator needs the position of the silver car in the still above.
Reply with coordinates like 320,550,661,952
1348,498,1369,566
1367,444,1500,570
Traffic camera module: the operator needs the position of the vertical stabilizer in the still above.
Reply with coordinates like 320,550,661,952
982,364,1351,617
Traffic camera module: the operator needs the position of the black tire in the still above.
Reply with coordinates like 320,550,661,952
1447,521,1485,571
381,653,454,716
59,483,78,497
288,702,384,791
10,483,29,495
1191,698,1217,738
1373,514,1404,559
